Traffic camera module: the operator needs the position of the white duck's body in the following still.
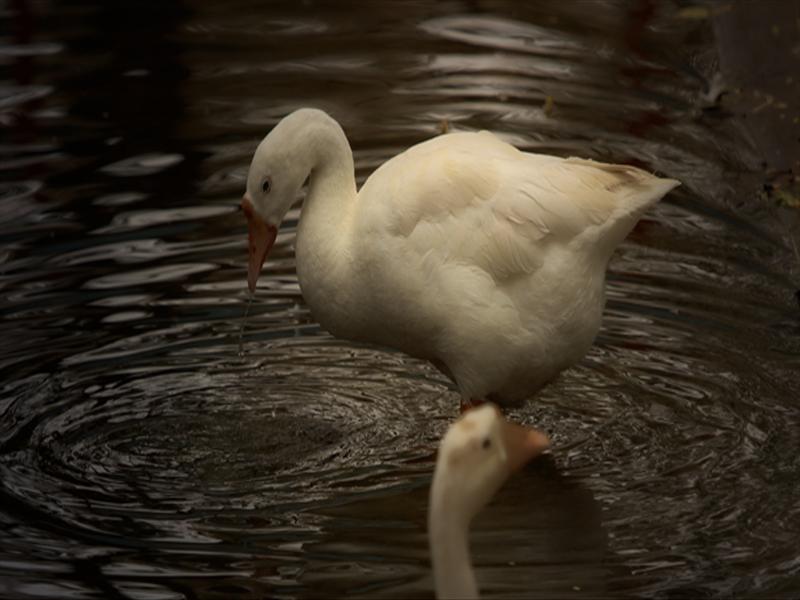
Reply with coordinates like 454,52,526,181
244,109,679,406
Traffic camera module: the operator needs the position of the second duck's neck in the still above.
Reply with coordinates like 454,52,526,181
429,484,479,600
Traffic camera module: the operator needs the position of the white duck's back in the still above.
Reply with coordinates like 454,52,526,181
302,129,679,404
361,131,674,257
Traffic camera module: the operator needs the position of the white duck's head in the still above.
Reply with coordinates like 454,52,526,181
429,405,549,599
241,108,353,292
431,404,550,526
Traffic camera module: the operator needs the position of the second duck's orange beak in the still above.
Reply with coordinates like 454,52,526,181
501,416,550,473
242,194,278,293
489,405,549,473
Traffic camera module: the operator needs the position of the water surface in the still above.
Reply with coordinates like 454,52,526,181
2,1,800,599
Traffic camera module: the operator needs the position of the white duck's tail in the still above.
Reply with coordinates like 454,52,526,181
561,157,680,257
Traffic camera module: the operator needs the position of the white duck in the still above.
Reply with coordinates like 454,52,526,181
242,108,679,409
429,403,549,599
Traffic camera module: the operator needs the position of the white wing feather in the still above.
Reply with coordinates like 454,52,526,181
360,130,677,283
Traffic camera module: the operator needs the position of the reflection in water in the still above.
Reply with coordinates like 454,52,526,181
1,1,799,599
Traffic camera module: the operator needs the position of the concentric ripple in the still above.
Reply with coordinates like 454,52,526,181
0,342,453,549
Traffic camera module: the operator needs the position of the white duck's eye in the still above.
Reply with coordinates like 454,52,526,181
262,177,272,194
482,438,491,450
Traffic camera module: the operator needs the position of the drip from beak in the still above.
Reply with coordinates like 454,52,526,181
241,194,278,293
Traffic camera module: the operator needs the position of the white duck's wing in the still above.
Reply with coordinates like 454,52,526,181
359,131,678,282
491,154,680,262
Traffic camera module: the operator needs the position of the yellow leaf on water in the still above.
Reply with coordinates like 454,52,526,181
677,4,731,19
543,95,555,116
775,189,800,209
677,6,711,19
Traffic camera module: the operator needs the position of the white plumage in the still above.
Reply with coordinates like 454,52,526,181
243,108,679,407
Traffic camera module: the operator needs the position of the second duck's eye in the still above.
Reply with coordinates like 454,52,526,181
262,177,272,194
482,438,491,450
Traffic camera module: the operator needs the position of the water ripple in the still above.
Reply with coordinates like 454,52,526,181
420,15,587,56
0,84,53,109
1,2,799,599
1,343,451,554
83,263,218,290
101,154,185,177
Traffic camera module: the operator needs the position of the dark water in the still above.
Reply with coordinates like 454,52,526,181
2,1,800,598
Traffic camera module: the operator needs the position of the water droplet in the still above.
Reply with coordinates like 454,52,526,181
238,294,254,358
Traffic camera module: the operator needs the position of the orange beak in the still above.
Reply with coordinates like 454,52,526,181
241,194,278,293
497,407,550,473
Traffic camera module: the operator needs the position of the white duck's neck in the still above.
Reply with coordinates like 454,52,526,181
295,113,357,243
301,115,357,228
429,484,479,600
292,113,359,332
